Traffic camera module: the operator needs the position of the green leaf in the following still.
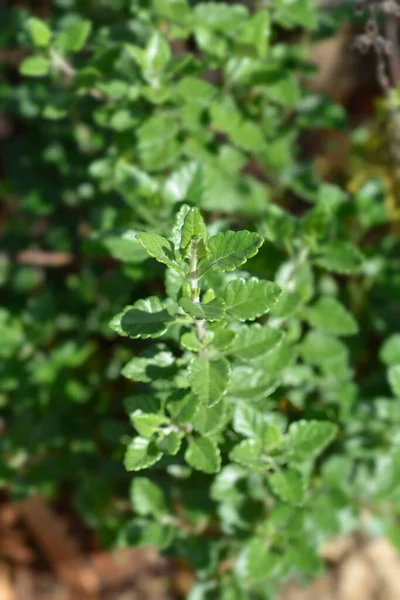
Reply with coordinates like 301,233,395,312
381,334,400,366
185,437,221,473
181,332,203,352
130,478,167,516
122,351,175,382
27,18,52,47
305,297,359,336
157,432,182,455
230,324,282,360
110,297,173,339
189,356,230,407
132,413,168,438
136,232,182,272
316,241,364,274
198,231,263,275
288,420,338,461
138,522,175,550
300,331,348,368
230,440,265,471
58,20,92,53
224,277,281,321
124,437,162,471
179,297,225,321
193,401,228,436
167,390,201,424
237,10,270,59
269,469,305,505
102,231,149,263
20,56,50,77
124,395,161,417
193,3,248,32
144,31,171,80
388,365,400,398
238,539,280,581
180,207,208,259
212,326,237,350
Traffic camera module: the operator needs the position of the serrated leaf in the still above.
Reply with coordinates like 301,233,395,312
102,231,148,263
305,297,359,336
132,413,168,438
167,390,201,424
136,232,182,272
269,469,305,505
181,331,203,352
185,437,221,473
110,297,173,339
180,207,207,256
230,440,266,471
238,539,280,581
20,56,50,77
144,31,171,81
316,241,363,274
189,356,230,407
288,420,338,461
230,324,282,360
212,326,237,350
193,401,228,436
130,478,167,516
193,2,248,32
122,351,175,382
300,331,348,368
157,432,182,455
27,17,52,47
179,297,225,321
58,20,92,52
388,365,400,398
381,335,400,366
124,437,162,471
198,231,263,275
138,522,175,550
124,395,161,417
224,277,281,321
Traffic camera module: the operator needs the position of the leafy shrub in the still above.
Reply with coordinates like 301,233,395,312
1,0,400,598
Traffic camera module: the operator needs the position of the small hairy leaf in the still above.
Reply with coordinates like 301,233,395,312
198,231,263,275
380,334,400,366
230,324,282,360
20,56,50,77
122,351,175,382
238,539,280,581
27,17,52,47
130,478,167,516
305,297,358,336
157,432,181,455
185,437,221,473
316,241,363,274
388,365,400,398
180,207,208,258
179,297,225,321
132,413,168,438
124,437,162,471
136,232,182,272
110,297,173,339
189,356,230,407
224,277,281,321
288,420,338,461
58,20,92,52
269,470,305,505
230,440,266,471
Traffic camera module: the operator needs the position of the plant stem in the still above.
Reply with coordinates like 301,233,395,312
190,253,207,346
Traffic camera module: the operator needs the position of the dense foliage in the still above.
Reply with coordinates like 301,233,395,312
1,1,400,598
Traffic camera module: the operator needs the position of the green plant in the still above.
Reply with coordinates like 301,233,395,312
2,1,400,598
